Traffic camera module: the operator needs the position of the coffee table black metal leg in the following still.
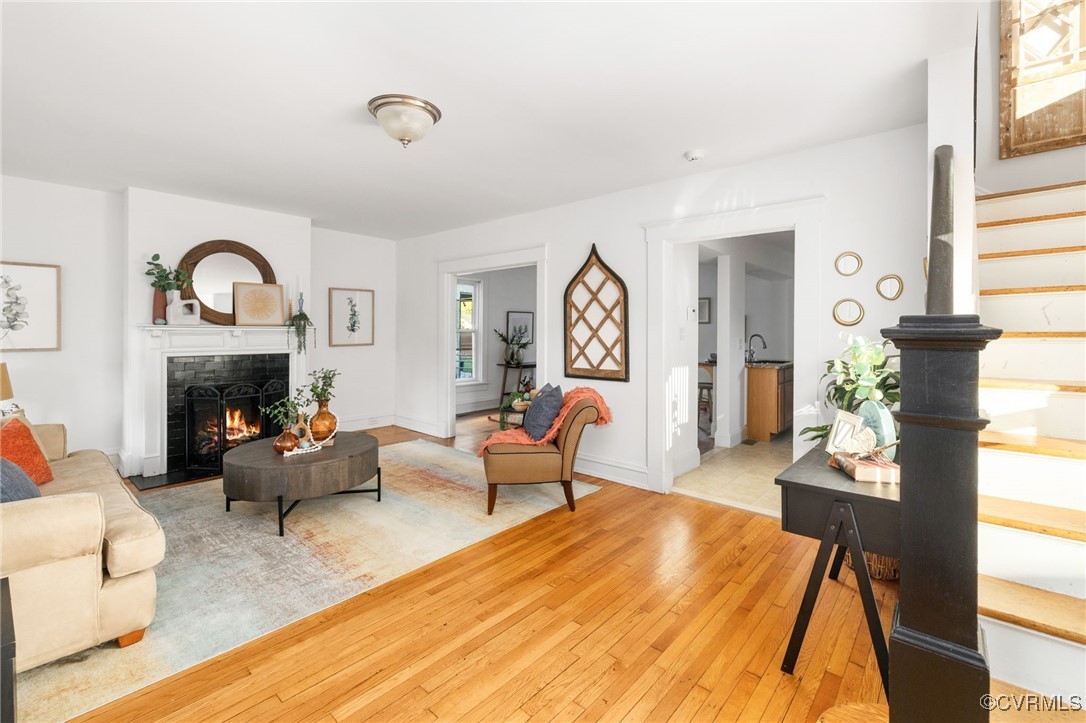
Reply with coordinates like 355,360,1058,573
277,496,284,536
226,496,232,512
334,468,382,500
828,544,847,580
377,467,381,501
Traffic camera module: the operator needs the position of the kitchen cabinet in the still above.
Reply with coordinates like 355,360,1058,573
746,363,794,442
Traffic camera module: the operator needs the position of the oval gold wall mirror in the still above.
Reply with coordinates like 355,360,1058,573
833,298,864,326
834,251,863,276
876,274,904,301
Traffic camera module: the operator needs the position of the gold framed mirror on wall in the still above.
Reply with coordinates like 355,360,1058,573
876,274,904,301
833,298,864,326
834,251,863,276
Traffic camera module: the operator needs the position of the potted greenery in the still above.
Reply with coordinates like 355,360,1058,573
145,253,192,324
286,292,316,354
260,387,312,454
800,335,901,450
308,368,341,444
494,326,530,365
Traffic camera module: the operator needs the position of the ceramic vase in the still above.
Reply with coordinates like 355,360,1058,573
505,345,524,365
857,399,897,461
310,400,337,445
152,289,168,325
273,426,300,454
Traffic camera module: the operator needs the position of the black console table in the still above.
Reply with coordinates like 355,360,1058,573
775,446,900,696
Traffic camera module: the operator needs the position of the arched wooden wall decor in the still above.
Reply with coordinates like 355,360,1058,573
564,244,630,381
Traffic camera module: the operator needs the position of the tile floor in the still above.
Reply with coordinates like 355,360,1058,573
672,432,793,517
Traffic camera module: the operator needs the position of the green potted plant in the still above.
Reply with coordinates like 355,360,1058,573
308,368,341,444
145,253,192,324
260,388,312,454
800,334,901,459
286,292,316,354
494,327,530,365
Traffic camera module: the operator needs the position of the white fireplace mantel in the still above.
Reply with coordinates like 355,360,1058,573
121,325,304,477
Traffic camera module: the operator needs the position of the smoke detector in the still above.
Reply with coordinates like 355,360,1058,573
683,149,705,162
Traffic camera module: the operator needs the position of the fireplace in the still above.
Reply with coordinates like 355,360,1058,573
185,381,286,472
165,353,290,475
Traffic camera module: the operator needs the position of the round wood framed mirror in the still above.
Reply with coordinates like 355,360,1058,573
834,251,863,276
178,240,276,325
832,298,864,326
876,274,903,301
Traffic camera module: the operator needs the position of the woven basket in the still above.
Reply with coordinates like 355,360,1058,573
844,550,900,581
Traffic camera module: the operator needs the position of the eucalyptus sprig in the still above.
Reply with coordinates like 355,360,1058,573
494,327,529,349
145,254,192,292
308,368,340,403
260,387,313,429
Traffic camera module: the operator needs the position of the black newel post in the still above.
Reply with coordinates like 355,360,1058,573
882,314,1001,722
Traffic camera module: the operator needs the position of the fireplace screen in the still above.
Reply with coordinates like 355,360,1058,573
185,382,273,472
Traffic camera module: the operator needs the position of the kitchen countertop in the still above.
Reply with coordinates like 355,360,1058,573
745,361,794,369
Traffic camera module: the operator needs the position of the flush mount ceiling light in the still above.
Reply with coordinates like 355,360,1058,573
367,94,442,148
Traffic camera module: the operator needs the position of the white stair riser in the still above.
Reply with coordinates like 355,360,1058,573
980,251,1086,289
978,216,1085,254
979,617,1086,699
978,524,1086,598
977,185,1086,223
981,338,1086,381
979,388,1086,439
978,449,1086,511
979,292,1085,333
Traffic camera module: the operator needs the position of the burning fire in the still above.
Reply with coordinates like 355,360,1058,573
224,407,261,442
195,405,262,458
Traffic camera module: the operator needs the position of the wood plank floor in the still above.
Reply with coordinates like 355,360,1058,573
86,413,895,722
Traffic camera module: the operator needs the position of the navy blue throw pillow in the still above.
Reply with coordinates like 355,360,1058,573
523,384,563,441
1,457,42,503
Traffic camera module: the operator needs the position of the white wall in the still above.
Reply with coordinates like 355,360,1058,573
1,176,124,457
122,188,312,474
455,265,537,414
745,274,793,362
697,260,717,361
396,124,928,490
309,227,398,430
976,1,1086,193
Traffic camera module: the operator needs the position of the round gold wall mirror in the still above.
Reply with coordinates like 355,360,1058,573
833,298,864,326
877,274,904,301
834,251,863,276
178,240,276,325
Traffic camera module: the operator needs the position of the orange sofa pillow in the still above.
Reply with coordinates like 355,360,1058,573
0,417,54,484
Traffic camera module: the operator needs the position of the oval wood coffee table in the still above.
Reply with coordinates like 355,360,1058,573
222,431,380,536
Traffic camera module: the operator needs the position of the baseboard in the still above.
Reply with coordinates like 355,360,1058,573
394,414,446,439
455,399,500,415
103,449,122,472
119,450,141,477
673,447,701,478
575,453,651,491
337,414,397,431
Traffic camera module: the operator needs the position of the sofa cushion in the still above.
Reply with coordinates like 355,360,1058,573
1,458,41,503
482,442,562,484
522,384,562,441
0,418,53,484
38,449,165,578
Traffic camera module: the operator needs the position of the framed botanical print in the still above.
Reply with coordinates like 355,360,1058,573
0,261,61,352
506,310,534,344
329,287,374,346
232,282,285,326
698,297,711,324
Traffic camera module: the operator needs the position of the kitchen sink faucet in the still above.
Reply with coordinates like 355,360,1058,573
746,334,767,363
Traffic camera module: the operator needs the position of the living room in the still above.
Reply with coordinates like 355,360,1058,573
2,2,1085,721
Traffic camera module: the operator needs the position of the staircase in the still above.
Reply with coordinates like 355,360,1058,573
975,181,1086,698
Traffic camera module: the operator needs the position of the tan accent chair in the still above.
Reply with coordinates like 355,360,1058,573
482,398,600,514
0,422,165,672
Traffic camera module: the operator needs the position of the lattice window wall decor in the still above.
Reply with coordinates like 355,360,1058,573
564,244,630,382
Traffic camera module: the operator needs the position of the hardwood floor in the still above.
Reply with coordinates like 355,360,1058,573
91,415,895,722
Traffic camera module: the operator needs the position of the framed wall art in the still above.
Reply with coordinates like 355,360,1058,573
564,244,629,382
329,287,374,346
232,282,285,326
698,297,711,324
506,310,534,344
0,261,61,352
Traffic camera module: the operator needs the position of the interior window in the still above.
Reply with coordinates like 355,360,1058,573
455,281,482,382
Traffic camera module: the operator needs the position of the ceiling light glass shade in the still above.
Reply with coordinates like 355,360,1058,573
367,94,442,148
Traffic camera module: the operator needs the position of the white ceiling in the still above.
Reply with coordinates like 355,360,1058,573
2,2,979,240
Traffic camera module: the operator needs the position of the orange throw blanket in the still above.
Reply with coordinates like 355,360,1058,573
477,387,612,456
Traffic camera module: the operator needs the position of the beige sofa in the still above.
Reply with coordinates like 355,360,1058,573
0,423,165,672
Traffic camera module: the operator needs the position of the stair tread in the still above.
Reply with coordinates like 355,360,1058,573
980,378,1086,394
977,180,1086,202
977,210,1086,228
1000,331,1086,339
978,574,1086,645
979,495,1086,542
980,284,1086,296
989,679,1085,721
979,244,1086,260
979,431,1086,460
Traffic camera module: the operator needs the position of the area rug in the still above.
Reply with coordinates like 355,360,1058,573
16,439,599,722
